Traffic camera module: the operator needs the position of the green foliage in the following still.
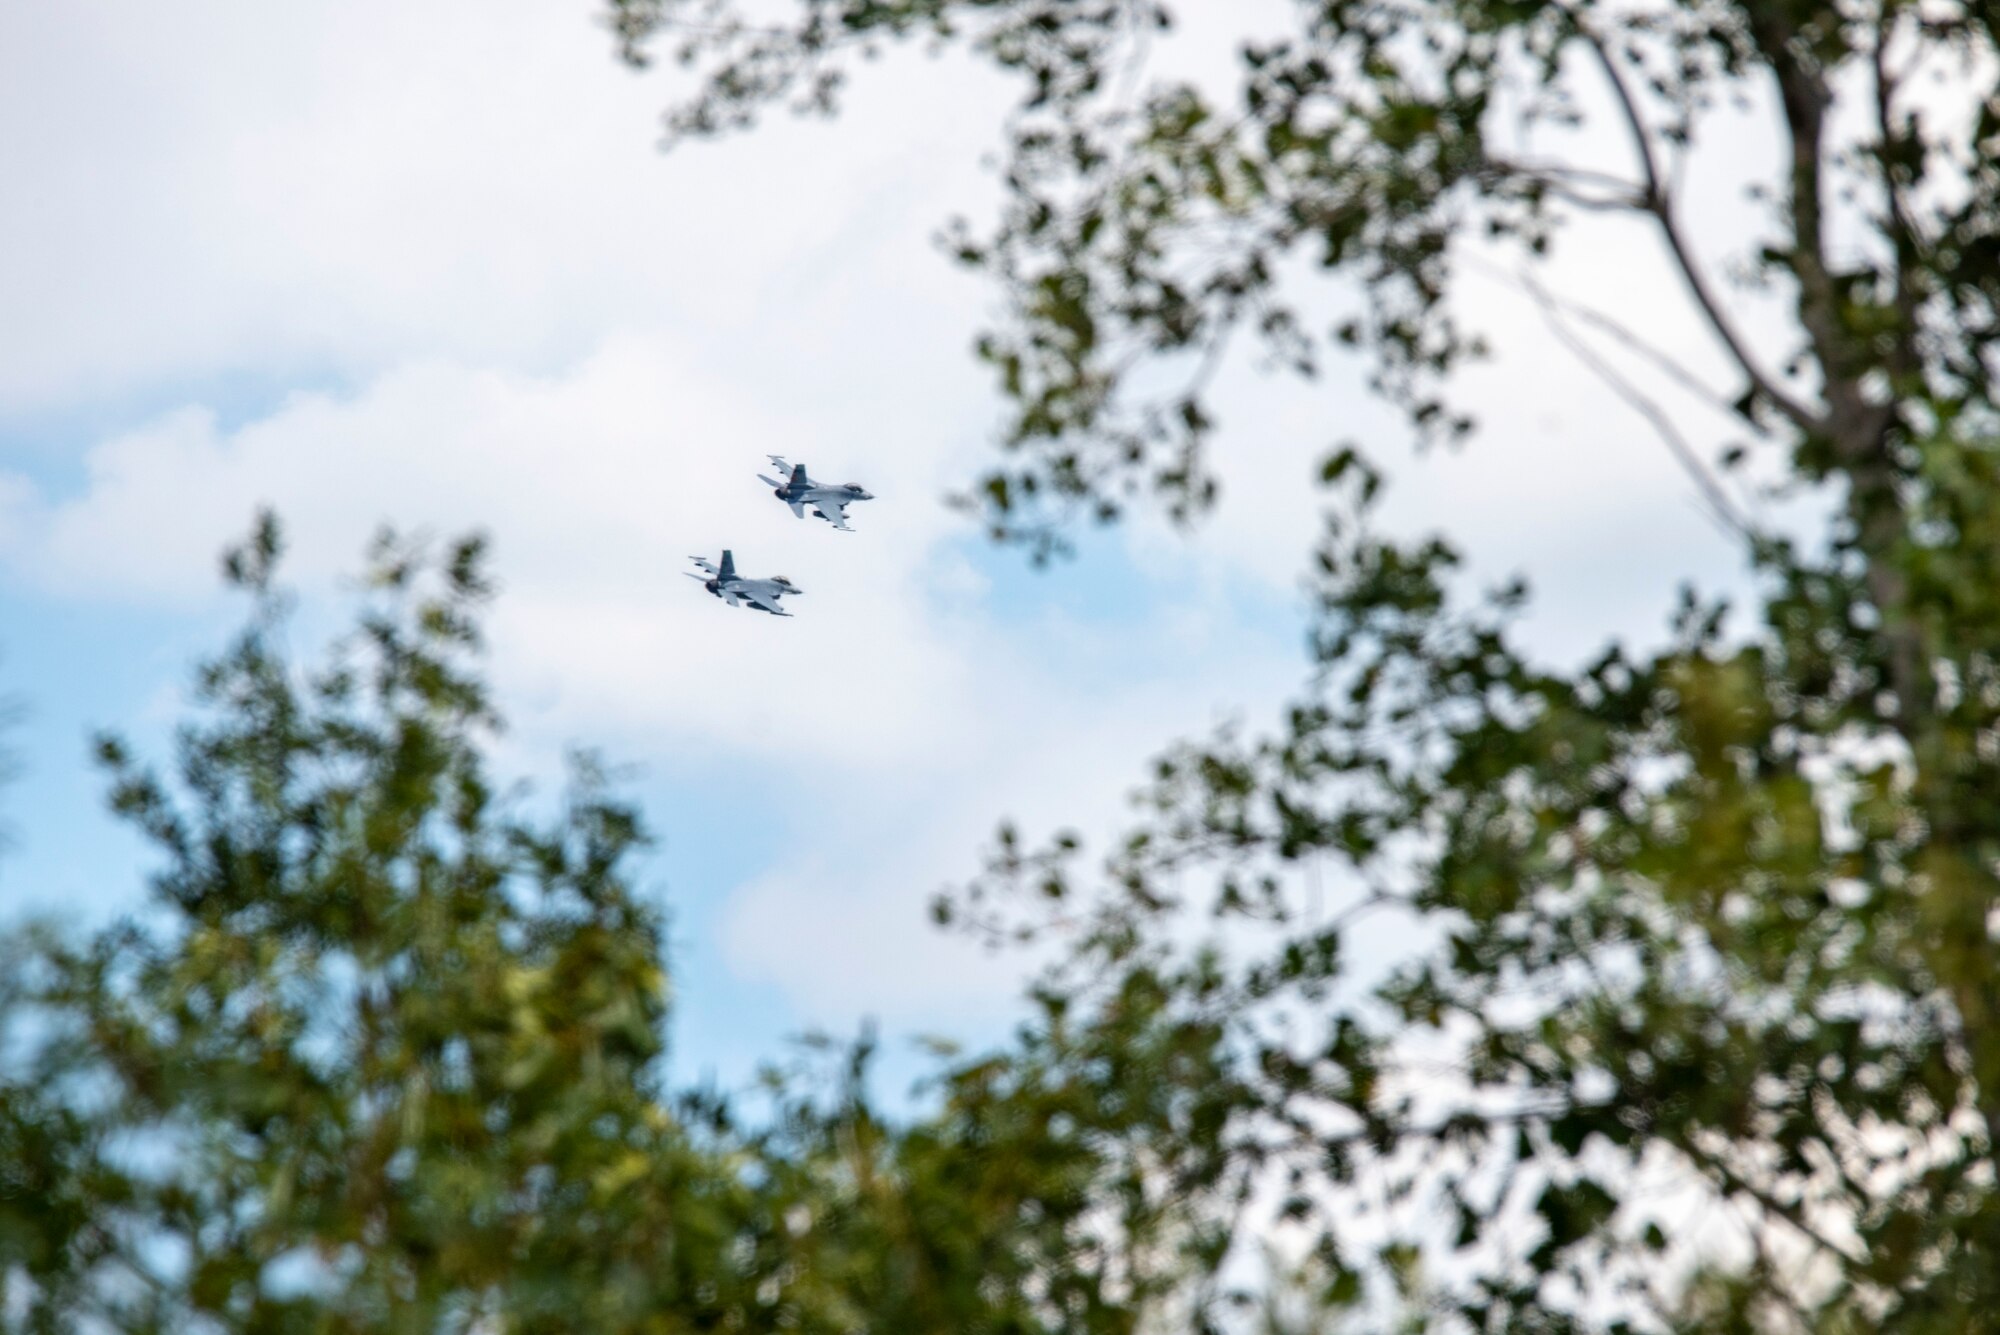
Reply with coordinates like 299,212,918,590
615,0,2000,1329
3,518,768,1330
0,519,1262,1333
11,0,2000,1330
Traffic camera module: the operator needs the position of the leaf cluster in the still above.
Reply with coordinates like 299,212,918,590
0,519,1232,1334
614,0,2000,1328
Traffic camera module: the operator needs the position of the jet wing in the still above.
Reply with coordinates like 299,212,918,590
741,589,792,616
766,455,791,474
689,555,721,576
812,499,853,531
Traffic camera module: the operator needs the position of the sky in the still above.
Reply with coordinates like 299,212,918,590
0,0,1784,1099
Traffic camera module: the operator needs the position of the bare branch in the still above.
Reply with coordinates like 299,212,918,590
1462,252,1751,424
1572,17,1825,435
1515,265,1758,543
1871,11,1925,385
1481,156,1650,212
1678,1136,1867,1270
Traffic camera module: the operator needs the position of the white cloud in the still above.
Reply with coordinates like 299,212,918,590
1,328,1303,1025
10,335,965,758
0,0,1839,1038
0,0,1301,1028
717,626,1299,1022
0,0,1010,416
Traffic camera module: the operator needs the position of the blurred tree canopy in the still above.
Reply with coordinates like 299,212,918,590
598,0,2000,1330
0,520,1236,1332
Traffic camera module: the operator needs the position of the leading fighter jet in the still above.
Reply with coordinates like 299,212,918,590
758,456,875,532
687,550,801,616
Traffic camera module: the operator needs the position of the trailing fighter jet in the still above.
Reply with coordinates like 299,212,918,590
686,550,801,616
758,455,875,532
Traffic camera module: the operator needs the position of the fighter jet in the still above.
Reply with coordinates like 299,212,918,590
758,455,875,532
687,550,802,616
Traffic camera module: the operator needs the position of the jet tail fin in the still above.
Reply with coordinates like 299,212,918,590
718,550,736,581
790,463,807,487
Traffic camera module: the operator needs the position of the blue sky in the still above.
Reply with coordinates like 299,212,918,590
0,0,1771,1104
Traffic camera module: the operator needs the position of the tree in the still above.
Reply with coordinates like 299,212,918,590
609,1,2000,1329
0,517,1249,1334
0,517,775,1331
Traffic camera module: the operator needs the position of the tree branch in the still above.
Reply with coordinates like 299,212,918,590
1871,10,1925,387
1480,156,1650,212
1678,1135,1867,1269
1573,17,1824,435
1517,265,1758,543
1461,252,1752,425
